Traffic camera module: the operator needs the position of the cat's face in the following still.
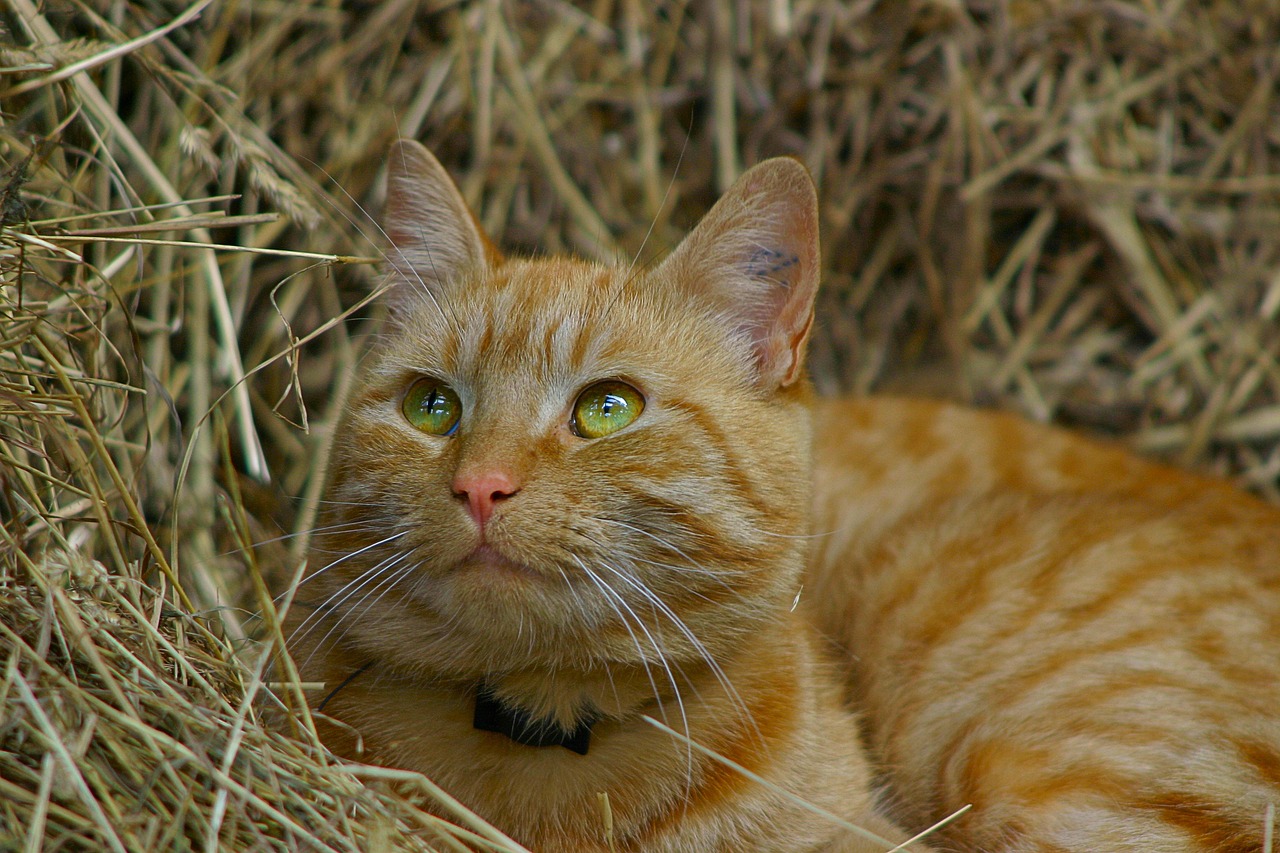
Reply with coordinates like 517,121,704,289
299,142,821,682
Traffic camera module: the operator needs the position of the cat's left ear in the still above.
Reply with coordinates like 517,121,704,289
655,158,820,389
382,139,502,305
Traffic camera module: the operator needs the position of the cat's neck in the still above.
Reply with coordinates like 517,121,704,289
306,610,881,850
475,658,719,733
311,609,800,736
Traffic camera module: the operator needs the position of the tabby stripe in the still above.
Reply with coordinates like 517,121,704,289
662,397,784,528
1137,795,1260,853
1233,739,1280,789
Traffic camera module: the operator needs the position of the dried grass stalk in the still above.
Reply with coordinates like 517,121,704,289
3,0,1280,848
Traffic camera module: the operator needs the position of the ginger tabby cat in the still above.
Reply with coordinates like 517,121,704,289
286,140,925,851
285,139,1280,851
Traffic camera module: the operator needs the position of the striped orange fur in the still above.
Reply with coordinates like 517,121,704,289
285,141,925,851
806,397,1280,851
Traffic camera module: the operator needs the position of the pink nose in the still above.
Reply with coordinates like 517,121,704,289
452,470,520,529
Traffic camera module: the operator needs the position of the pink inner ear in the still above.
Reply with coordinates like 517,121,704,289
771,302,816,388
736,246,812,385
752,263,817,387
732,173,820,388
655,157,820,390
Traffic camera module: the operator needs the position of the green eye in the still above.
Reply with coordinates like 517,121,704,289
402,378,462,436
572,381,644,439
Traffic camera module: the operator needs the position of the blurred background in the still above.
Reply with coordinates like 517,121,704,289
3,0,1280,848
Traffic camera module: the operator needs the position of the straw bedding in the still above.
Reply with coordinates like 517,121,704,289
3,0,1279,849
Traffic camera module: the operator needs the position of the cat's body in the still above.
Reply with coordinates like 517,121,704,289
285,139,1280,852
807,397,1280,851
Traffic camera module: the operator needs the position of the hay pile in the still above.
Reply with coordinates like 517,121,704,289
2,0,1279,848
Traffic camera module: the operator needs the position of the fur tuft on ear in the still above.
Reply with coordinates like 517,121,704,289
655,157,820,389
383,140,501,307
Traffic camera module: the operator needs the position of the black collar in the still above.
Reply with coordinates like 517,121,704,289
473,685,597,755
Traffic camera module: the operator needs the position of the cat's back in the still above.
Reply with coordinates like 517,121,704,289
805,396,1280,852
809,396,1261,529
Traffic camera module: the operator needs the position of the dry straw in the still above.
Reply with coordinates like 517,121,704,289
2,0,1279,849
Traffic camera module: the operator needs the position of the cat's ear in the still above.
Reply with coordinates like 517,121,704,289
656,158,820,388
383,139,501,303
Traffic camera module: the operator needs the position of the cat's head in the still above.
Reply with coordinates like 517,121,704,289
303,140,821,683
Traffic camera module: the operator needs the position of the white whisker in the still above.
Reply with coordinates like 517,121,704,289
275,529,411,605
595,560,760,750
287,544,411,655
575,557,695,794
240,518,381,554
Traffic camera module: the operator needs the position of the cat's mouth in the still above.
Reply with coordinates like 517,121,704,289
458,544,541,580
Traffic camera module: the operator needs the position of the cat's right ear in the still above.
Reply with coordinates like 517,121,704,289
383,140,501,306
654,157,820,390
